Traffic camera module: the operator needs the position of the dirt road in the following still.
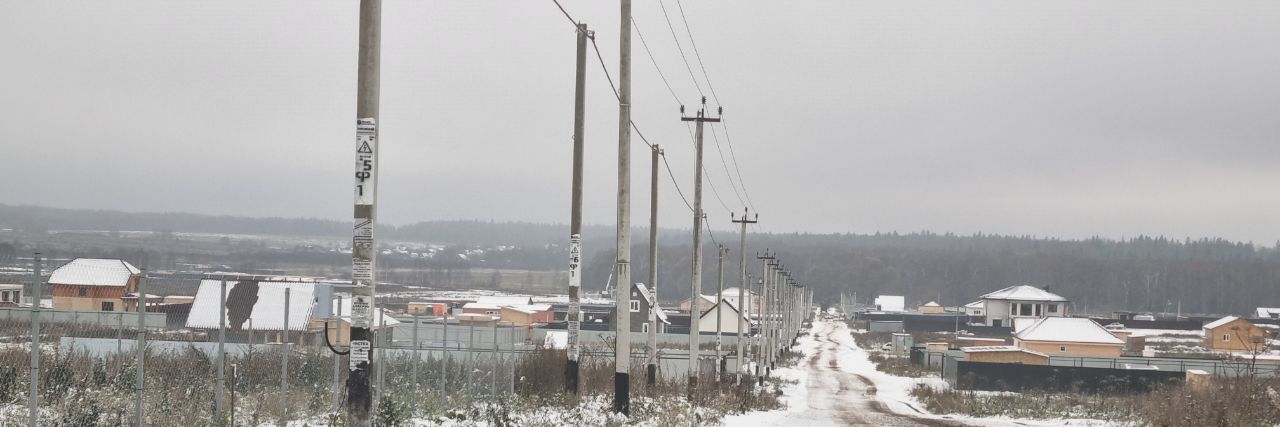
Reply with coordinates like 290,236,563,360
787,319,965,427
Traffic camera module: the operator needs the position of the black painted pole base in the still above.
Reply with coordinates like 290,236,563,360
719,358,728,382
565,359,579,395
346,327,373,426
613,372,630,416
646,364,656,388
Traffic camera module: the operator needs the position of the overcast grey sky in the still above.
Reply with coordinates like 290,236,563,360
2,1,1278,242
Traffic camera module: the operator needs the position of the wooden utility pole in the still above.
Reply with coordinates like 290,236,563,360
646,144,662,388
565,21,590,395
681,98,721,394
613,0,634,415
731,209,756,383
347,0,381,424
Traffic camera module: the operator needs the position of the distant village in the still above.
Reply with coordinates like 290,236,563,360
846,284,1280,393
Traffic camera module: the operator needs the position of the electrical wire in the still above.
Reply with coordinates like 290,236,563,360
656,0,704,97
673,0,721,105
709,125,747,208
633,17,682,106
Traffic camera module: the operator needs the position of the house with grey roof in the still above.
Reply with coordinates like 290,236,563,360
977,285,1068,327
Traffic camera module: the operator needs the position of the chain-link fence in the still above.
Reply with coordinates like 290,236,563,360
0,263,774,426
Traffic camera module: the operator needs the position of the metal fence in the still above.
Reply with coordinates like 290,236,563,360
922,349,1280,381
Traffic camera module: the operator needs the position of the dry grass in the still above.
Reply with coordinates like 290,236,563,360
912,376,1280,427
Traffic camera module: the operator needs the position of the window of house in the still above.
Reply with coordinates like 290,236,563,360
1047,304,1058,313
101,302,114,311
1059,346,1066,352
79,287,87,297
630,300,640,312
1016,304,1033,316
486,310,497,315
1223,333,1231,342
642,323,649,333
1034,304,1042,317
0,291,9,302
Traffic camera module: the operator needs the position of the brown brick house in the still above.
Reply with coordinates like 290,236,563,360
48,258,140,312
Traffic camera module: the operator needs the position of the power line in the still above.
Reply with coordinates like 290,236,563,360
715,121,758,211
656,0,704,97
709,124,747,208
661,153,694,213
633,17,681,106
673,0,721,105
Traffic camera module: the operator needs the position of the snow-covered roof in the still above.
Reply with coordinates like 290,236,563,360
476,296,533,306
922,301,941,307
1204,316,1243,330
961,345,1048,357
1015,317,1124,345
964,301,983,308
48,258,139,287
1256,308,1280,319
185,279,317,332
874,295,905,312
719,287,755,298
980,285,1066,302
699,299,750,323
633,284,670,324
502,304,552,315
543,331,568,349
463,302,502,311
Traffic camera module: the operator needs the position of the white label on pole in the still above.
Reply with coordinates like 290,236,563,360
352,217,374,282
351,295,371,320
568,234,582,286
349,340,371,368
353,118,377,206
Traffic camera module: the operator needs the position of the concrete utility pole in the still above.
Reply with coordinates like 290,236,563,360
613,0,634,416
681,98,721,393
134,272,146,427
714,245,727,379
754,252,774,383
281,288,291,425
565,21,590,395
646,144,662,388
347,0,381,424
27,253,41,427
216,276,227,420
731,210,756,383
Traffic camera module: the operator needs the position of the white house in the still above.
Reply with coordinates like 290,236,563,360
873,295,905,312
719,287,760,318
1255,307,1280,319
964,301,984,317
698,299,751,335
977,285,1068,327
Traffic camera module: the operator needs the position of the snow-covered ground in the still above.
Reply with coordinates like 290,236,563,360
722,318,1120,426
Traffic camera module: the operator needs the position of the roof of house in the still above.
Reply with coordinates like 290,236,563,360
922,301,941,307
961,345,1049,357
699,299,750,323
463,302,503,311
48,258,139,287
185,279,317,332
1014,317,1124,345
964,301,984,308
1256,308,1280,318
980,285,1066,302
1204,316,1244,330
874,295,905,312
634,283,670,324
719,287,756,298
476,296,533,306
502,304,553,315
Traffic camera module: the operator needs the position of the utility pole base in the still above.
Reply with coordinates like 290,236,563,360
646,364,656,388
613,373,630,415
565,360,580,394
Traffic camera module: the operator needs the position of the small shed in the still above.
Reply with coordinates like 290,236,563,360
962,346,1049,365
918,301,945,314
